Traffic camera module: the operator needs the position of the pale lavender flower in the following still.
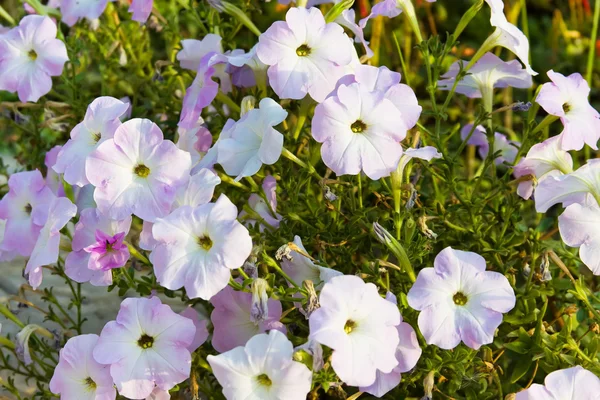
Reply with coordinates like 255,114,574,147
49,334,116,400
536,70,600,151
312,82,408,179
513,136,573,200
281,235,342,288
407,247,515,350
180,307,209,352
93,297,196,399
25,197,77,289
60,0,109,26
178,53,220,129
335,9,373,59
257,7,354,102
53,96,129,186
44,145,65,197
515,366,600,400
359,0,436,29
558,203,600,275
210,285,286,353
439,53,532,109
309,275,400,387
177,119,213,169
460,124,519,166
0,16,68,102
207,330,312,400
150,195,252,300
239,175,282,231
86,118,192,222
216,98,287,181
129,0,153,23
0,170,55,257
359,292,422,398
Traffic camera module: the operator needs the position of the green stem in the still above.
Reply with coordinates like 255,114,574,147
127,243,151,265
263,252,301,288
216,91,241,114
0,5,15,25
281,148,322,179
586,0,600,84
293,97,313,140
357,174,363,209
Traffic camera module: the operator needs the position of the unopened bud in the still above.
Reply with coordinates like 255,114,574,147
323,185,338,202
539,252,552,282
418,215,437,239
250,279,269,324
240,95,256,115
423,371,435,399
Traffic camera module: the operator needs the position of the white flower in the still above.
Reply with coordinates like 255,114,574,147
207,330,312,400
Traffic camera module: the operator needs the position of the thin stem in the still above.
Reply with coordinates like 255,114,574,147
357,174,363,209
0,5,15,25
586,0,600,84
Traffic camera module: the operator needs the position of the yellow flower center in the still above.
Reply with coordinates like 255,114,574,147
133,164,150,178
351,120,367,133
137,333,154,349
344,319,357,334
256,373,272,387
296,44,311,57
453,292,468,306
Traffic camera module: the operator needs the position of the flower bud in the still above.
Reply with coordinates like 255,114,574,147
250,278,269,324
240,95,256,116
423,370,435,400
16,324,55,366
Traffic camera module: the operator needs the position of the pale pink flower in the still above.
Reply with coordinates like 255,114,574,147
44,145,65,197
513,136,573,200
558,203,600,275
26,197,77,289
178,53,220,129
177,120,213,169
50,334,116,400
60,0,109,26
0,15,68,102
309,275,400,387
150,195,252,300
257,7,354,102
207,330,312,400
65,208,132,286
407,247,516,350
210,285,286,353
83,230,130,271
93,297,196,399
53,96,129,186
0,170,55,257
359,292,421,398
129,0,153,23
180,307,209,352
238,175,282,231
515,366,600,400
86,118,192,222
536,70,600,151
280,235,342,288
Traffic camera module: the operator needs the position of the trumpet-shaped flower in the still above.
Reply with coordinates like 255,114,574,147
358,0,436,28
312,82,408,180
207,330,312,400
150,195,252,300
483,0,537,75
225,45,267,89
407,247,515,350
309,275,400,387
515,366,600,400
536,70,600,151
534,159,600,213
65,208,131,286
26,197,77,289
257,7,354,102
335,10,373,59
210,285,286,353
558,203,600,275
0,170,55,257
54,97,129,186
177,34,232,93
281,235,342,288
83,230,130,272
60,0,109,26
439,53,532,109
177,120,213,169
0,15,68,102
49,334,116,400
460,124,519,166
216,98,287,181
178,53,220,129
129,0,153,23
139,169,220,251
180,307,209,352
359,293,421,398
93,297,196,399
239,175,282,231
513,136,573,200
86,118,192,222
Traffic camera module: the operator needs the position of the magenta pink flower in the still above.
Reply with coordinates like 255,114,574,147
54,97,129,187
257,7,354,102
536,70,600,151
65,208,132,286
86,118,192,222
0,170,55,257
25,197,77,289
83,230,130,272
0,15,68,102
515,366,600,400
49,334,116,400
93,297,196,399
129,0,153,23
210,285,286,353
407,247,515,350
